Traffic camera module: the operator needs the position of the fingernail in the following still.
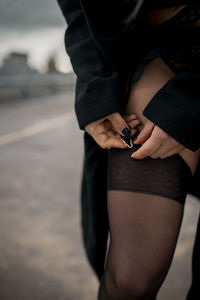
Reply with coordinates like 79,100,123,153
121,126,130,138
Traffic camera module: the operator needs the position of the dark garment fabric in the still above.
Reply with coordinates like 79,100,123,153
57,0,200,281
107,146,193,205
58,0,148,130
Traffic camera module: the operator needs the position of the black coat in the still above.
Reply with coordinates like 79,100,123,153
57,0,200,281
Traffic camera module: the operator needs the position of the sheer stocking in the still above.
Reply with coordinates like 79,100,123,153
186,213,200,300
98,190,185,300
97,147,193,300
96,2,200,294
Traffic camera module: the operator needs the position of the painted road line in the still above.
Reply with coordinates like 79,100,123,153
0,111,74,147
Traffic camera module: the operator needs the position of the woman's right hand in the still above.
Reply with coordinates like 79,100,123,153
84,112,141,149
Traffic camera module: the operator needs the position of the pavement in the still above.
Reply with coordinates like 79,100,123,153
0,88,199,300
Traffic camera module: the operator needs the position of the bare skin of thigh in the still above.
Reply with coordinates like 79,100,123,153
124,57,200,177
147,5,187,26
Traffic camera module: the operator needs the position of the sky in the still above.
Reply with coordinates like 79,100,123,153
0,0,72,73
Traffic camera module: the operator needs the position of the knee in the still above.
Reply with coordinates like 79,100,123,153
115,273,153,300
105,269,155,300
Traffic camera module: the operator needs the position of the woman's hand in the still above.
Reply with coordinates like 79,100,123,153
124,57,186,159
84,112,141,149
131,120,185,159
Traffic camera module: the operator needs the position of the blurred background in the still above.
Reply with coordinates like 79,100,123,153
0,0,199,299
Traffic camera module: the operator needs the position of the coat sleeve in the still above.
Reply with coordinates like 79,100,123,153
78,0,146,69
57,0,129,130
142,72,200,151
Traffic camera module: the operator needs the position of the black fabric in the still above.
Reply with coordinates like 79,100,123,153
79,0,147,70
75,71,127,131
57,0,200,287
142,1,200,151
57,0,200,151
57,0,147,130
58,0,126,130
186,214,200,299
80,131,109,280
98,143,194,299
142,73,200,151
107,146,193,205
131,0,200,151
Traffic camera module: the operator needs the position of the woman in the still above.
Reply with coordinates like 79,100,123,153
57,0,200,298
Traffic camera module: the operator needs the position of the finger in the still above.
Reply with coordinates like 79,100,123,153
84,115,107,133
85,119,107,137
109,123,133,138
149,145,166,159
130,128,138,137
133,120,155,145
150,143,177,159
107,112,131,137
133,123,144,133
91,118,130,149
127,118,142,130
123,114,139,122
150,141,184,159
94,119,112,135
161,144,185,158
106,128,121,138
96,124,129,149
102,136,128,149
131,135,162,159
91,129,128,149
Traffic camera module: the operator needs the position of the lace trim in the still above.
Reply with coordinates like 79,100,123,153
175,4,200,27
131,2,200,83
152,3,200,73
162,43,200,73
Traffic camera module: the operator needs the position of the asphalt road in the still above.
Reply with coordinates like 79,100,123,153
0,89,199,300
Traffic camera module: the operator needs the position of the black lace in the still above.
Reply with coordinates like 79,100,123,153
162,42,200,73
148,2,200,74
175,4,200,28
161,3,200,73
130,2,200,84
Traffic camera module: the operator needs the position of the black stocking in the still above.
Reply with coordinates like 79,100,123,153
186,212,200,300
98,146,193,300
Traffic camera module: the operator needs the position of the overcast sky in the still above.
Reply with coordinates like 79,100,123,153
0,0,72,72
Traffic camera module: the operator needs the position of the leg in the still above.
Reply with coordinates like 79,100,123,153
98,137,195,300
97,59,199,299
186,212,200,300
98,191,184,300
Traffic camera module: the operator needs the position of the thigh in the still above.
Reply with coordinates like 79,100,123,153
124,57,200,176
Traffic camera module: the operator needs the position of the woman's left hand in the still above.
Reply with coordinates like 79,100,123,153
131,119,185,159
